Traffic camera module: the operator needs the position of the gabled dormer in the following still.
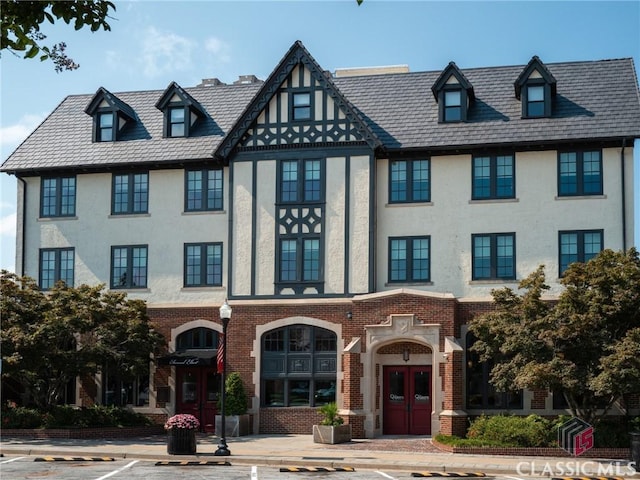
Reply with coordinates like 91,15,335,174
155,82,207,138
514,56,557,118
85,87,136,142
431,62,475,123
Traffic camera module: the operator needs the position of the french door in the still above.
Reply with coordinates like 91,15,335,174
176,368,220,433
383,365,432,435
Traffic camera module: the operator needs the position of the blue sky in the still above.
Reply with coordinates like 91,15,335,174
1,0,639,272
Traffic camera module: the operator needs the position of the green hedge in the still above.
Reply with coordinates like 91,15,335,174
437,414,640,448
2,405,153,429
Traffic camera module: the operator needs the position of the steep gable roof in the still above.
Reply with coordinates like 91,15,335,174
84,87,136,120
155,81,207,117
431,61,475,102
213,40,382,160
514,55,557,99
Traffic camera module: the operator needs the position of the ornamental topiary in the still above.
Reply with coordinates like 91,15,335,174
222,372,248,415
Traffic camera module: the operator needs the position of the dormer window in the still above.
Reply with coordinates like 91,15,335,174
515,56,557,118
292,92,311,120
98,112,114,142
85,87,136,143
169,107,186,137
432,62,475,123
156,82,207,138
444,90,462,122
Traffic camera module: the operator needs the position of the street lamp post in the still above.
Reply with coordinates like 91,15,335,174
215,299,232,456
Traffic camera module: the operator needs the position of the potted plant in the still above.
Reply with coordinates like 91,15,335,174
165,413,199,454
312,401,352,444
216,372,250,437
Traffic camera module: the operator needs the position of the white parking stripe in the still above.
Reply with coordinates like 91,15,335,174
93,460,139,480
251,465,258,479
375,471,397,479
0,456,25,463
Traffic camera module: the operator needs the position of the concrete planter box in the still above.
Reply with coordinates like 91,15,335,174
312,424,352,444
215,414,250,437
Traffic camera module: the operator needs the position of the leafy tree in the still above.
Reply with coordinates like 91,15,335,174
0,271,164,409
469,248,640,424
1,1,115,72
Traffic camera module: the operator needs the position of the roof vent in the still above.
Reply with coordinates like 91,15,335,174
198,78,225,87
334,65,410,77
234,74,262,85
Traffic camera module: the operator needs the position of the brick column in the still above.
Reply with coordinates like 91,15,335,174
439,350,467,436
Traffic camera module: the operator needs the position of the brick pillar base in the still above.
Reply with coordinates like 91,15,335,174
343,414,366,439
439,411,467,437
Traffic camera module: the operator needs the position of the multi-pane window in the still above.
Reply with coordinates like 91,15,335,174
526,85,545,117
98,112,114,142
558,151,602,196
184,243,222,287
466,333,523,409
41,176,76,217
261,325,336,407
280,238,320,282
185,169,223,211
112,173,149,214
176,327,219,350
102,366,149,407
280,159,322,203
39,248,74,290
472,155,514,199
559,230,603,275
444,90,462,122
169,107,185,137
390,159,430,203
292,92,311,120
472,233,515,280
389,236,430,283
111,245,148,288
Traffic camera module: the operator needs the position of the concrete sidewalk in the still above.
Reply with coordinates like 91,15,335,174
0,433,636,476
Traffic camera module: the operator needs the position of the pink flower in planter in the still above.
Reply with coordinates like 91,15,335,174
164,414,200,430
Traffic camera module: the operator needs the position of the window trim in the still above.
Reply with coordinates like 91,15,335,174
278,237,323,284
472,154,515,200
389,159,431,204
521,81,551,118
261,325,337,407
291,91,312,121
111,172,149,215
278,158,325,204
110,244,148,289
184,168,224,212
557,150,603,196
558,229,603,276
388,236,431,283
39,247,75,290
40,175,77,218
471,233,516,281
184,242,223,287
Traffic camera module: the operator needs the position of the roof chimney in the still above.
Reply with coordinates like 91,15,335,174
198,78,225,87
234,75,262,85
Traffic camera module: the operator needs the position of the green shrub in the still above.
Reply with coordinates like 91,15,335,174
2,404,152,429
318,402,344,426
434,433,509,447
467,414,554,447
220,372,248,415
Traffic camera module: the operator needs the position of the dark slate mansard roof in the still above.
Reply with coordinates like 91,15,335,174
2,51,640,175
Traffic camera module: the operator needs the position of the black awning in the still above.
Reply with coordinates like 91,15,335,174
158,350,217,367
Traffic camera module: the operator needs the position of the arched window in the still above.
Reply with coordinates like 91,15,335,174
176,327,219,350
261,325,336,407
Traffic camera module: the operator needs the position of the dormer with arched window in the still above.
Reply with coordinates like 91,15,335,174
514,56,557,118
85,87,136,142
156,82,207,138
431,62,475,123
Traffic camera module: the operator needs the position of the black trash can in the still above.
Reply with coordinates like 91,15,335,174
631,432,640,472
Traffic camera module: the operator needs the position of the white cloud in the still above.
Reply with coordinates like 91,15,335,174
140,26,196,77
0,113,45,151
204,37,231,64
0,213,16,237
